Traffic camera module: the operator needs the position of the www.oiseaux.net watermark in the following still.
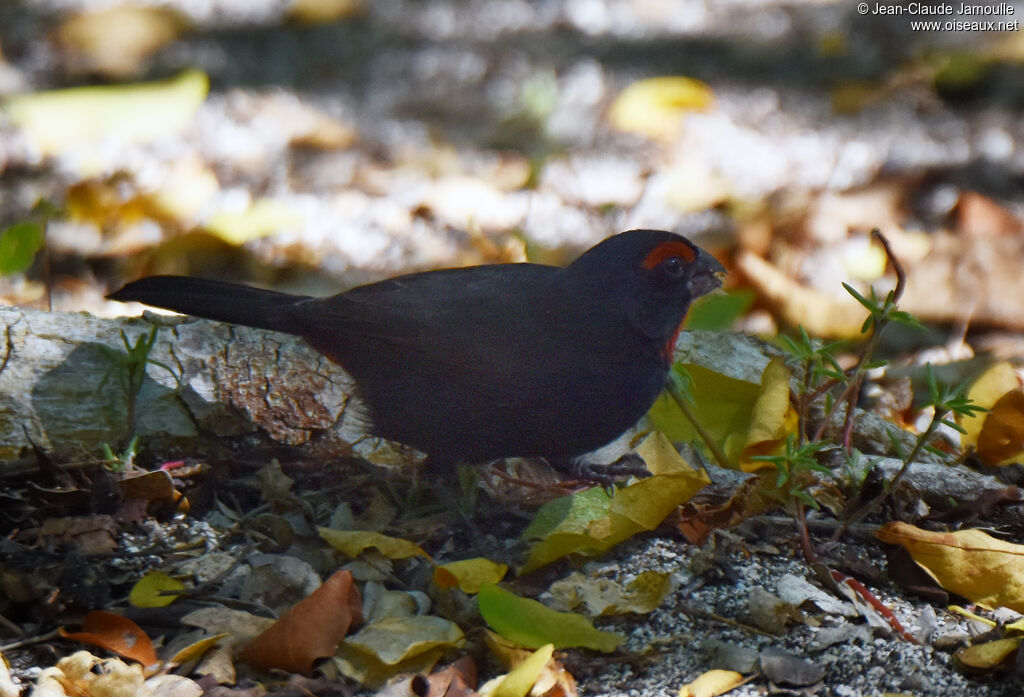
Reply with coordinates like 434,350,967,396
856,2,1019,31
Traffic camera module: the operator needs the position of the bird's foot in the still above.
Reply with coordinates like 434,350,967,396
548,453,651,489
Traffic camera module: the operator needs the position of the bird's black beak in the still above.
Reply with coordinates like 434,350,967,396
689,248,727,299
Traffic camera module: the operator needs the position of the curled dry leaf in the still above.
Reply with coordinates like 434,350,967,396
59,612,159,670
238,569,362,675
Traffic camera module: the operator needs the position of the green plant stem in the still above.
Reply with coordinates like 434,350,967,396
666,380,731,469
831,414,942,542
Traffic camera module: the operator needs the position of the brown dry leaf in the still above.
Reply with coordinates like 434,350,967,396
56,6,187,77
547,570,673,617
735,250,866,338
59,611,159,669
40,515,117,555
876,522,1024,612
238,569,362,675
956,191,1024,239
425,656,479,697
119,470,178,502
675,473,775,545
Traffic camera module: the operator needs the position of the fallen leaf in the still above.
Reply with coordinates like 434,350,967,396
955,636,1022,671
128,570,185,608
608,76,714,142
740,357,797,469
319,528,430,561
425,656,478,697
335,615,465,688
876,522,1024,612
977,389,1024,466
520,436,708,573
488,644,553,697
0,654,19,697
961,362,1019,451
547,570,673,616
476,584,623,652
434,558,508,593
238,569,362,675
59,612,159,669
3,69,208,159
0,222,44,276
483,632,577,697
56,6,186,77
677,669,745,697
203,198,305,245
735,250,866,338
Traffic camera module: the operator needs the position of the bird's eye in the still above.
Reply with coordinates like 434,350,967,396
660,256,686,278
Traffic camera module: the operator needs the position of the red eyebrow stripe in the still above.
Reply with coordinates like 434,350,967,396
641,241,696,269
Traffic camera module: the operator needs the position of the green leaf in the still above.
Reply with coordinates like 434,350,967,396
519,441,708,573
0,222,44,275
648,363,761,464
684,289,754,331
476,584,623,652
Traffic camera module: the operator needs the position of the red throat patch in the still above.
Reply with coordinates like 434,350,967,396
662,321,684,364
641,241,697,269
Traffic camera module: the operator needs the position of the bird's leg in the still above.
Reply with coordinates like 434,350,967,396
546,453,651,488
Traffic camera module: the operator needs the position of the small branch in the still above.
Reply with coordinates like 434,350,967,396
667,379,731,469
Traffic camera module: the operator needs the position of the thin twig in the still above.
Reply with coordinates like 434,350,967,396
667,380,731,468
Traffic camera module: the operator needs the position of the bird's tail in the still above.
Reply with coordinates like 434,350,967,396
107,276,310,334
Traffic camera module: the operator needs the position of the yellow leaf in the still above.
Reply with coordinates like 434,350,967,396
647,364,761,466
741,357,797,470
335,616,463,688
961,362,1018,451
955,637,1023,670
608,76,714,142
4,69,208,158
318,528,430,560
128,571,185,608
876,522,1024,612
491,644,553,697
520,438,708,573
204,198,304,245
678,669,745,697
434,558,508,593
169,633,230,665
977,389,1024,467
